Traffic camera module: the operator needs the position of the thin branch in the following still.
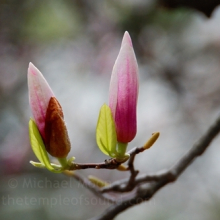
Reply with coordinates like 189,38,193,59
126,152,139,189
90,114,220,220
115,150,139,192
68,133,159,171
101,170,168,193
63,171,116,203
69,158,123,170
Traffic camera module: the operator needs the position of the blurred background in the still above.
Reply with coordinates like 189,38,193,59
1,0,220,219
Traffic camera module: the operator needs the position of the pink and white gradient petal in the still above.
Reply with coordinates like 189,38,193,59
28,62,54,140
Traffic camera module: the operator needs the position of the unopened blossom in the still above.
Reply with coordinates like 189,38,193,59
28,63,71,158
109,31,139,143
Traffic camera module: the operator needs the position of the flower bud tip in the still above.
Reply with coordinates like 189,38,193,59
123,31,133,47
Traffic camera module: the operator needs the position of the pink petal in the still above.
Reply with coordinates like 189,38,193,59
28,62,54,140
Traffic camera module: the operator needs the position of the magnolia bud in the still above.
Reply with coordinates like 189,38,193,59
109,31,139,143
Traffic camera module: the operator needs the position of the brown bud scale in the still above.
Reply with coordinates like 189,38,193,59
45,97,71,158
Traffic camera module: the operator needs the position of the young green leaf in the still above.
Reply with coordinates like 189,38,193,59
29,119,63,173
29,119,49,164
96,104,117,157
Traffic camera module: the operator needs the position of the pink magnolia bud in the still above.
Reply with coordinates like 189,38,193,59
109,31,139,143
28,63,54,140
28,63,71,158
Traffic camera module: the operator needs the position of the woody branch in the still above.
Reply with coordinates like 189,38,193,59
69,113,220,220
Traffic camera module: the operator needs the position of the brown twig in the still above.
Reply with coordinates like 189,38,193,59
69,158,122,170
68,133,159,172
119,148,140,191
100,170,167,193
100,144,158,192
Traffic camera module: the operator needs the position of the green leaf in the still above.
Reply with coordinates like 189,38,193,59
29,119,49,164
29,119,63,173
96,104,117,157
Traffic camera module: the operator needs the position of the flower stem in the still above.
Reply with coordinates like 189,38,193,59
58,158,68,168
117,142,128,160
